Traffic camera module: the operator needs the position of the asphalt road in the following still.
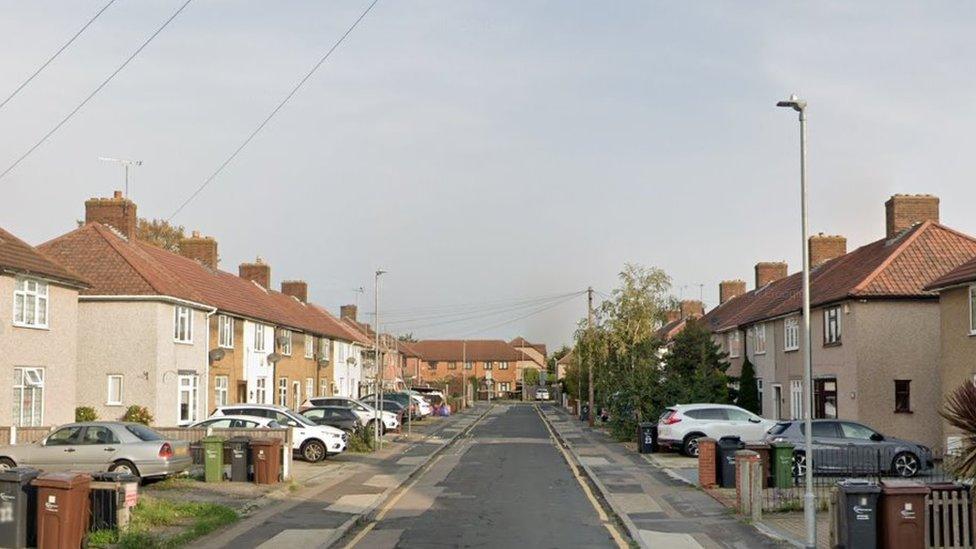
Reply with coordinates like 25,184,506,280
343,403,621,548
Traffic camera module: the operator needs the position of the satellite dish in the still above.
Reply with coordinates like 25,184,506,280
267,352,283,364
346,357,357,366
208,348,225,364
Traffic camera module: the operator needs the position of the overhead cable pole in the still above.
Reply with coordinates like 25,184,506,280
373,268,386,450
587,286,595,427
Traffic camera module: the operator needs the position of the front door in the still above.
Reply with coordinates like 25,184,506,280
813,378,838,419
771,385,783,420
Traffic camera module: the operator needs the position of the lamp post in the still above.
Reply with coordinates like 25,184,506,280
373,268,386,449
776,93,815,549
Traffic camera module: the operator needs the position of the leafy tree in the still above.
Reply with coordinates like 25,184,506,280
662,318,730,405
736,356,760,414
137,218,186,252
523,368,541,386
397,333,417,342
548,344,572,374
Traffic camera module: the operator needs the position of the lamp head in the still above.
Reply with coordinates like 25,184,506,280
776,94,806,113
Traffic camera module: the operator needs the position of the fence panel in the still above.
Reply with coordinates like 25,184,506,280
927,488,973,549
16,426,52,444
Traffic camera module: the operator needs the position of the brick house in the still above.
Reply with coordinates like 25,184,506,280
412,340,528,398
510,336,547,388
0,226,87,427
700,194,976,450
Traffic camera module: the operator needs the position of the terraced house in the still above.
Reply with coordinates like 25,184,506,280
701,195,976,450
1,227,87,427
412,340,528,397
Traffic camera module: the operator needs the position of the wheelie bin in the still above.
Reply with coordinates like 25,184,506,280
89,471,139,531
32,472,91,549
580,404,590,422
0,467,40,548
769,441,795,489
251,438,282,485
228,436,252,482
717,436,744,488
638,422,657,454
835,478,880,549
880,479,929,549
202,435,225,483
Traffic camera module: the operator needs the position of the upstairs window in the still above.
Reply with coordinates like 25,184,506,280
728,331,740,358
321,339,333,360
13,278,48,328
824,306,842,345
784,317,799,351
254,324,266,352
218,315,234,348
464,361,473,370
499,361,509,370
280,329,292,355
484,361,493,370
174,306,192,343
428,361,438,370
754,323,767,355
305,334,315,358
448,362,457,370
895,380,912,413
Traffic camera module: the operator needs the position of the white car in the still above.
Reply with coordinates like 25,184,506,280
535,388,550,401
190,415,281,430
306,396,400,432
657,403,776,457
211,404,347,462
409,394,433,417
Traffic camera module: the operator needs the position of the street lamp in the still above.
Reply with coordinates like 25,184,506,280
777,93,815,549
373,269,386,449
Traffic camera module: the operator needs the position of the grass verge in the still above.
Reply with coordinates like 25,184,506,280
88,495,238,548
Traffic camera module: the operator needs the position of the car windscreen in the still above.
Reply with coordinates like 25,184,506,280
768,422,791,435
126,424,164,441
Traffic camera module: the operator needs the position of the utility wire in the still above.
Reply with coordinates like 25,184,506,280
378,292,583,323
0,0,192,183
452,293,583,338
0,0,117,112
376,290,582,317
167,0,380,221
386,291,585,330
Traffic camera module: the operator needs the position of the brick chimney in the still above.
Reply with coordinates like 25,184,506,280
179,231,218,269
885,194,939,239
719,280,746,304
281,280,308,303
665,309,681,323
340,304,358,322
755,262,788,289
679,300,704,319
809,233,847,268
239,257,270,288
85,190,137,239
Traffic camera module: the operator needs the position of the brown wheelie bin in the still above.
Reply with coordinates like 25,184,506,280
32,472,91,549
880,479,929,549
251,438,282,485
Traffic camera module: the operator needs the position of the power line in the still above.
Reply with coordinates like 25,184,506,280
0,0,117,112
453,293,583,338
0,0,193,183
377,291,584,322
375,290,582,316
385,291,586,330
167,0,380,221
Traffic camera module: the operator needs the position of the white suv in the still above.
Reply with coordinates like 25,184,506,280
211,404,347,462
657,403,776,457
306,396,400,432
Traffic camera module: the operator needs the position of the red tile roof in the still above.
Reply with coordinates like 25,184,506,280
926,255,976,290
0,226,86,287
510,336,547,360
702,222,976,331
38,223,357,341
411,340,522,362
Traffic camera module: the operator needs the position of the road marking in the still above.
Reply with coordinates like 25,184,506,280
535,405,629,549
256,528,335,548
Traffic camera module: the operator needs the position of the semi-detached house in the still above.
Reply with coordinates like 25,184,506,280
701,194,976,450
0,226,87,427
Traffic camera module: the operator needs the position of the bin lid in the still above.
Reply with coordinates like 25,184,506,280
249,438,282,447
837,478,880,494
881,479,930,495
228,436,252,443
718,436,743,447
0,466,41,483
744,442,770,450
91,471,139,483
31,472,91,489
769,441,794,449
201,436,225,443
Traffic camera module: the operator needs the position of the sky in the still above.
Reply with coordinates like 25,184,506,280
3,1,976,349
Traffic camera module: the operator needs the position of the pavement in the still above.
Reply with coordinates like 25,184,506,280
540,405,786,548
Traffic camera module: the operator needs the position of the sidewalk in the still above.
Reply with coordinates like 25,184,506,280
191,404,490,548
540,406,785,548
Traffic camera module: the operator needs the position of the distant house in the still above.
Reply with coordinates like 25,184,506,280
0,226,87,427
510,336,548,387
412,340,530,398
555,350,574,380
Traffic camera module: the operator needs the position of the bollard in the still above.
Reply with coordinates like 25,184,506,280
698,438,718,488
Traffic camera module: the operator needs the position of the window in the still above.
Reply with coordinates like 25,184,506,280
801,421,841,438
306,378,314,402
895,380,911,413
82,426,119,445
728,331,740,358
464,361,473,370
320,379,329,397
685,408,727,420
754,323,767,354
254,324,266,352
970,285,976,335
757,379,764,415
173,306,192,343
13,367,43,427
448,361,457,370
218,315,234,348
178,375,199,424
125,424,163,441
305,335,314,358
726,408,754,422
840,422,877,440
484,361,493,370
215,376,229,406
255,377,267,403
13,278,48,328
790,380,803,420
45,426,82,446
498,382,511,392
321,339,332,360
278,377,288,406
292,381,301,409
280,329,292,355
106,375,123,405
499,361,509,370
824,306,841,345
784,317,799,351
428,361,438,370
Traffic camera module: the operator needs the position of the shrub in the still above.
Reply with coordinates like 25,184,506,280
75,406,98,422
347,427,374,453
122,405,154,425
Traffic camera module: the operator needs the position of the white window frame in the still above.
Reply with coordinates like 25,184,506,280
106,374,124,406
218,315,234,349
278,377,288,406
280,329,292,356
254,324,266,352
754,323,767,355
292,380,301,409
177,374,199,425
215,375,229,406
784,317,799,351
499,361,509,370
790,379,803,420
255,377,267,403
13,367,44,427
174,306,193,343
305,334,315,358
824,306,842,345
757,378,764,415
306,378,314,402
12,278,49,329
728,331,740,358
320,378,329,397
969,284,976,336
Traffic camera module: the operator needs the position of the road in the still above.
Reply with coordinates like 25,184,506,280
340,404,624,548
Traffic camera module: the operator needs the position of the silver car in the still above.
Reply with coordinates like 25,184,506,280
0,422,191,479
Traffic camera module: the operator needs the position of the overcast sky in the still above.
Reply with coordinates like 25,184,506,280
3,1,976,349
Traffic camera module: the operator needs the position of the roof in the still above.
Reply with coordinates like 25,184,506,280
411,340,522,362
0,226,87,287
395,339,423,358
926,255,976,290
556,349,574,365
38,222,357,341
510,336,547,363
655,317,688,341
702,222,976,331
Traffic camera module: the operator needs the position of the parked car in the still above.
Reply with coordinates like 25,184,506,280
764,419,933,478
410,387,446,406
0,422,191,479
301,407,361,433
211,404,346,462
535,388,550,401
363,392,430,420
304,396,400,432
657,403,776,457
190,415,281,429
404,392,434,417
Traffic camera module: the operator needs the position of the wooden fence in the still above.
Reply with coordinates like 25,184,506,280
928,488,973,549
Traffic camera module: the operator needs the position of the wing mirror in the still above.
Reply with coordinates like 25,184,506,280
748,418,761,423
870,433,884,442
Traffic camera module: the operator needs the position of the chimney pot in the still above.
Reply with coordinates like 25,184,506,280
809,233,847,268
719,280,747,304
84,191,137,239
755,262,788,289
340,304,358,322
885,194,939,239
179,233,218,269
239,259,271,288
113,190,123,199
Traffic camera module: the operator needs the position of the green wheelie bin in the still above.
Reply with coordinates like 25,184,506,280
202,436,225,483
770,441,795,489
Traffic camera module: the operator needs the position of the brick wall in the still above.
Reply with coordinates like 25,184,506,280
755,262,787,288
239,259,271,288
698,438,718,488
885,194,939,238
85,191,137,238
179,232,218,269
719,280,746,304
809,234,847,268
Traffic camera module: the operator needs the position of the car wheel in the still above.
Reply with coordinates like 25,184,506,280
792,452,806,478
892,452,920,478
682,435,703,457
302,440,327,462
109,460,141,477
0,458,16,471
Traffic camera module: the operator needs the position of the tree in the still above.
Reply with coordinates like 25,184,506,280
137,218,186,252
662,318,730,406
398,333,417,342
523,368,541,386
548,344,572,374
736,356,760,414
